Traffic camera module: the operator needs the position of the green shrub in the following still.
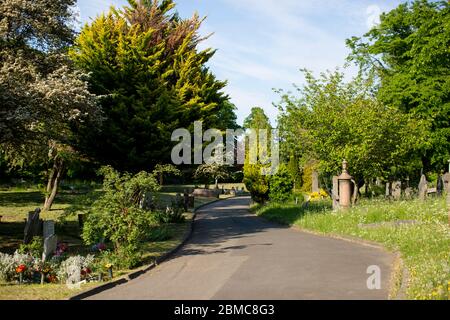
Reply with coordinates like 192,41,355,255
243,163,269,203
287,154,302,190
18,236,43,258
82,166,160,268
269,164,294,202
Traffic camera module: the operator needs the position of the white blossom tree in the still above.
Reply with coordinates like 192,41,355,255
0,0,102,210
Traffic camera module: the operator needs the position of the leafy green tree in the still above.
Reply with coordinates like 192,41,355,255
194,163,229,189
153,164,181,185
287,154,302,190
0,0,101,210
70,0,238,171
347,0,450,171
242,107,272,203
277,70,428,189
243,107,272,131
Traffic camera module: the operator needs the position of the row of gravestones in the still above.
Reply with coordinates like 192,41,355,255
326,172,450,211
327,173,450,209
23,208,57,261
139,191,196,212
386,173,450,200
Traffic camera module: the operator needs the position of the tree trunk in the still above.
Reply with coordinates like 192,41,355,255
43,157,64,211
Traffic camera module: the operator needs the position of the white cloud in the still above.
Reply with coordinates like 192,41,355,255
77,0,403,126
366,4,382,29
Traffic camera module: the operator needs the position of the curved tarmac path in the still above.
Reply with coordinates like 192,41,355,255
87,196,394,300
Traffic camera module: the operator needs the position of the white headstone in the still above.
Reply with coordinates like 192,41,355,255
43,220,55,239
312,171,319,193
332,176,339,211
42,235,57,261
442,173,450,194
418,174,428,200
392,181,402,200
404,187,413,199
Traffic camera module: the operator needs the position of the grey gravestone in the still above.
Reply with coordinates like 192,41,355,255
437,175,444,196
427,187,437,196
418,174,428,200
188,195,195,208
42,234,57,261
404,187,413,199
312,171,319,193
24,208,41,244
43,220,55,239
385,182,391,197
392,181,402,200
443,172,450,192
332,176,339,211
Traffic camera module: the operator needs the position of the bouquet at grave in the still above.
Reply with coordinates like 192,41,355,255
15,264,26,274
80,266,93,280
308,189,329,202
12,251,33,282
33,260,52,274
32,259,53,284
54,242,68,257
16,264,27,284
104,263,113,279
0,252,33,283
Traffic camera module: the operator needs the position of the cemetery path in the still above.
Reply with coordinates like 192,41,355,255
87,196,394,300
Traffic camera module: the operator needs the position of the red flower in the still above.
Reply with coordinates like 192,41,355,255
16,264,27,273
47,274,57,283
81,267,92,276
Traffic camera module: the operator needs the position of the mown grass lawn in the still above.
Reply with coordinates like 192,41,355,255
254,197,450,300
0,282,99,300
0,187,228,300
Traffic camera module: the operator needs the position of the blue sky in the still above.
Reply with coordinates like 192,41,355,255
76,0,405,126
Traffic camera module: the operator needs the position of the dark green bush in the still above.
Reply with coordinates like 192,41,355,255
269,164,294,202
